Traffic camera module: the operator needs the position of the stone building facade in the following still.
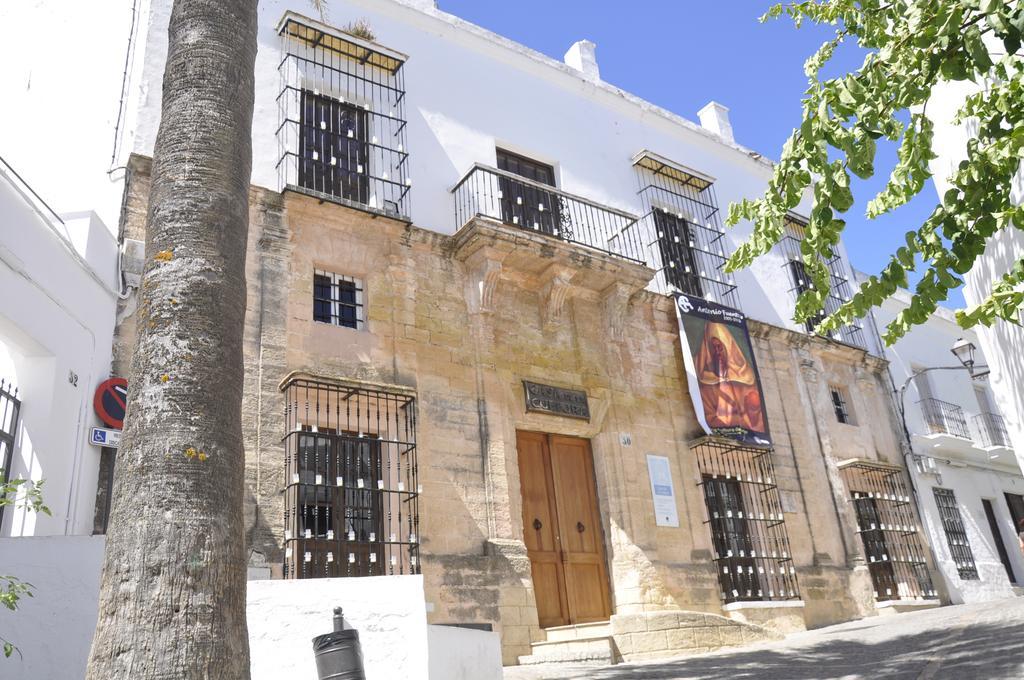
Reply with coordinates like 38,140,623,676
111,149,942,664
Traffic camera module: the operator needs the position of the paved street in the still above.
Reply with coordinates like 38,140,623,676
504,597,1024,679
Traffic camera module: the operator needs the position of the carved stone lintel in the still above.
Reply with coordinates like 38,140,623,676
540,264,575,325
464,247,505,314
601,281,634,343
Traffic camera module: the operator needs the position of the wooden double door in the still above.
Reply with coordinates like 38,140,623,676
516,431,612,628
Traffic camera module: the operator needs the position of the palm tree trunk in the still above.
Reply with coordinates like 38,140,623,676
86,0,257,677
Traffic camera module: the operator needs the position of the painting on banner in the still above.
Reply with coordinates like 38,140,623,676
674,293,771,447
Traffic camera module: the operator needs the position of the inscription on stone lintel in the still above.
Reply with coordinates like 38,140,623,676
523,380,590,421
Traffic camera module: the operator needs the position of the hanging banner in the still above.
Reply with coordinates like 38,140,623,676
674,293,771,447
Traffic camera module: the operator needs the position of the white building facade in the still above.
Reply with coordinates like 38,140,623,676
874,290,1024,603
0,160,119,538
926,74,1024,477
0,159,119,679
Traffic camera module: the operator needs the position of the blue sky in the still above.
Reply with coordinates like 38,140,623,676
437,0,964,309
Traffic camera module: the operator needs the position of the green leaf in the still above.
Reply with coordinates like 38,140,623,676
724,1,1024,343
965,28,993,72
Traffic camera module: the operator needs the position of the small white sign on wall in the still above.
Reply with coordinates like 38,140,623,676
646,454,679,527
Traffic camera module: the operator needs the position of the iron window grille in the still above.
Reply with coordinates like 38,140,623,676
313,270,364,330
451,163,644,263
282,376,419,579
932,487,979,580
633,151,739,307
918,398,972,440
277,14,411,220
838,460,937,601
779,215,866,348
974,412,1011,448
0,379,20,527
492,149,565,239
830,386,853,425
691,437,800,604
299,92,370,204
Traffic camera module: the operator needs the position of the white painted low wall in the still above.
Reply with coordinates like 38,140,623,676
427,624,502,680
248,575,430,680
248,575,503,680
0,542,501,680
0,535,105,680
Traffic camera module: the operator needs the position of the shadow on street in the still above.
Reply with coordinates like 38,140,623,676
507,604,1024,680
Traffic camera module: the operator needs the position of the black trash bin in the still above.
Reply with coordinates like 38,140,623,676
312,608,366,680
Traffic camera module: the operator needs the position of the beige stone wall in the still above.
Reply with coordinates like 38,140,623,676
113,155,941,665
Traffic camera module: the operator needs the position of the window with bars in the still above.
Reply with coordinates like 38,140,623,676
787,259,826,334
830,386,854,425
277,16,410,218
496,148,556,186
283,377,418,579
932,487,979,580
299,91,370,205
654,210,704,298
692,437,800,604
633,152,738,306
494,148,564,237
779,215,865,348
839,460,937,601
313,270,364,330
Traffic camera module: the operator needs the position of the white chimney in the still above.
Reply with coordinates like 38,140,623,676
564,40,600,81
698,101,734,144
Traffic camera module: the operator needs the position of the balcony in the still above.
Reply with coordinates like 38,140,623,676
974,412,1012,449
918,398,972,440
451,164,644,264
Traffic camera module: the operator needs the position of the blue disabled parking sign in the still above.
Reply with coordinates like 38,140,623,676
89,427,122,448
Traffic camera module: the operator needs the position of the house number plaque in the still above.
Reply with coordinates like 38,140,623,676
523,381,590,421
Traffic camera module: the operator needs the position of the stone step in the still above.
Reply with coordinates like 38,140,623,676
517,636,616,666
541,620,612,643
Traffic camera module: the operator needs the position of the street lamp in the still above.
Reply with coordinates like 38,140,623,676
950,337,990,379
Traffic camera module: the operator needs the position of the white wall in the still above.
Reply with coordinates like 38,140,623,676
0,536,105,680
914,463,1024,604
124,0,852,338
0,0,141,233
0,164,118,538
874,289,1024,603
927,76,1024,478
426,624,502,680
248,576,504,680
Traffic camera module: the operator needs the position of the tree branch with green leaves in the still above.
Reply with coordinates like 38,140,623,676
726,0,1024,345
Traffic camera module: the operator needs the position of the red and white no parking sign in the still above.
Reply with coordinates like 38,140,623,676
93,377,128,430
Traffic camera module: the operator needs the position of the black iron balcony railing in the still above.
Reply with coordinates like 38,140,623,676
918,398,972,440
452,164,644,264
974,412,1012,448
